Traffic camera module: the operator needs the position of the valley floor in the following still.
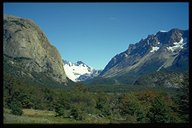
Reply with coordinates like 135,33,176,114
3,108,110,124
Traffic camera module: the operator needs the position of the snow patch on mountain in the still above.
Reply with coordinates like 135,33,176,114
150,46,159,52
167,38,184,52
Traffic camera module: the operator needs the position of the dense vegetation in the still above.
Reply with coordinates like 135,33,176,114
3,72,189,123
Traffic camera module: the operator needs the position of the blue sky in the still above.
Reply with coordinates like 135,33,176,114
4,3,188,69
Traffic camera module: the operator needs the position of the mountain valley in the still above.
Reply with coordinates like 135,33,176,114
3,15,189,124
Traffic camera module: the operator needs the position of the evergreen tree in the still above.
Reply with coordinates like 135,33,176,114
147,96,172,123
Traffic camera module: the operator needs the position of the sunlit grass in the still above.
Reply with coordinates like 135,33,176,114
4,113,53,124
22,109,55,117
3,108,110,124
3,108,81,124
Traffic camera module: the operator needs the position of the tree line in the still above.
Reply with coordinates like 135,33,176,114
3,73,189,123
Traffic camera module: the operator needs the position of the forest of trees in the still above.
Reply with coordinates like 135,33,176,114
3,73,189,123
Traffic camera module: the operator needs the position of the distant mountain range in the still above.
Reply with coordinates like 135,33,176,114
63,60,101,82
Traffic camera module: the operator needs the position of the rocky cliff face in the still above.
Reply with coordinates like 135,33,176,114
100,28,189,79
3,15,67,84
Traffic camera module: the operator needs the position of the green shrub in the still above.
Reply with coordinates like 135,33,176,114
119,93,145,122
10,101,23,116
126,115,138,123
70,106,85,120
95,92,111,116
54,99,70,117
147,96,172,123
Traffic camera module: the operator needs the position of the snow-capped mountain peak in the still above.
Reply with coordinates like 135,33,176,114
63,60,101,82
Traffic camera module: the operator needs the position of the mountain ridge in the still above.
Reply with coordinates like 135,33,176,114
100,28,188,78
96,28,189,86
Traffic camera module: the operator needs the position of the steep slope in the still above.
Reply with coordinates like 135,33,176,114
3,15,68,85
63,60,101,82
134,71,188,88
99,28,188,85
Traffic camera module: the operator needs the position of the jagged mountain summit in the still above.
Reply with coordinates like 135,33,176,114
100,28,188,84
3,15,68,86
63,60,101,82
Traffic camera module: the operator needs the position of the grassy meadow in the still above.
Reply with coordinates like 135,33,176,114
3,108,110,124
